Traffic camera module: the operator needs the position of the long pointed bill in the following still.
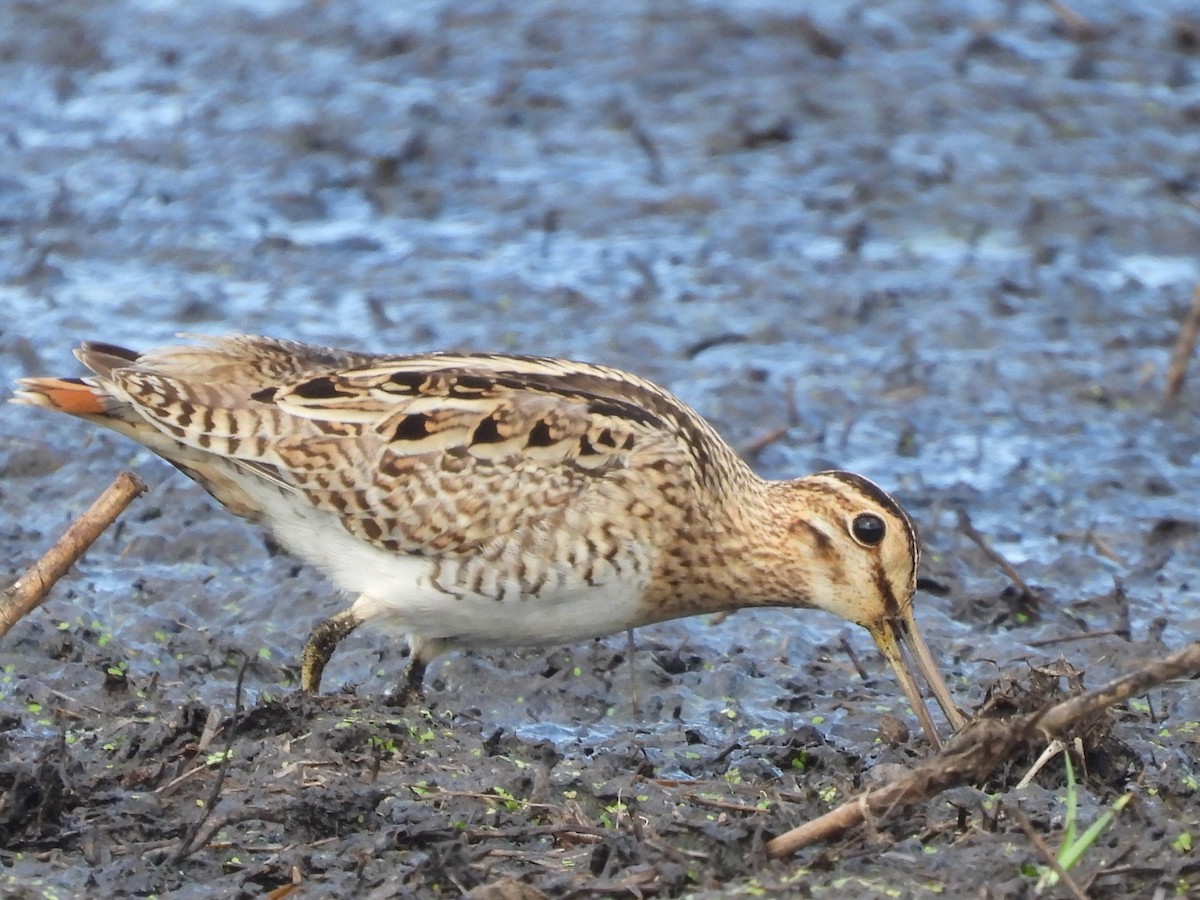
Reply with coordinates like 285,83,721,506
868,609,966,750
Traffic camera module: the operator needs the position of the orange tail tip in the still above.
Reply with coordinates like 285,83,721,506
11,377,109,415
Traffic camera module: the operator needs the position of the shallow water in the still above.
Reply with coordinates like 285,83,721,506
2,0,1199,896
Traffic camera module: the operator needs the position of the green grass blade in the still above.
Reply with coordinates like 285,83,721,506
1058,792,1133,872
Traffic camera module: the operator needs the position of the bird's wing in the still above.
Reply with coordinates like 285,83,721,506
73,337,743,564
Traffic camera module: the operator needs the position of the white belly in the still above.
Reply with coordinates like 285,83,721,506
351,572,648,649
249,479,651,651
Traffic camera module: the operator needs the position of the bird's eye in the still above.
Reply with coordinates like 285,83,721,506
850,513,886,546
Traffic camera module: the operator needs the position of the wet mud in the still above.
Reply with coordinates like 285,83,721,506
2,0,1200,896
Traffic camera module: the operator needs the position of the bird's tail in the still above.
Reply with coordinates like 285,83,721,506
11,376,115,417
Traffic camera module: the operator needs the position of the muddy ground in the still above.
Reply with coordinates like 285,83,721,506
1,0,1199,897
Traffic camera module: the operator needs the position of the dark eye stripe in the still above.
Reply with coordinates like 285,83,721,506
821,469,920,586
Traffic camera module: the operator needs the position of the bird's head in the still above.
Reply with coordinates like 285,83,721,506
763,471,966,748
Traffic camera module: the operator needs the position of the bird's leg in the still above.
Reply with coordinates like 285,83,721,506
300,608,362,693
626,627,641,719
385,655,428,707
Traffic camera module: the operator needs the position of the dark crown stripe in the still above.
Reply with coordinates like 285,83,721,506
821,469,920,580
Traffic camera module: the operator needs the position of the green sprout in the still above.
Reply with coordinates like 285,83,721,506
367,735,400,755
1028,752,1133,893
599,800,628,828
490,786,523,812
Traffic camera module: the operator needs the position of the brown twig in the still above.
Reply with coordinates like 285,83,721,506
169,653,251,865
766,641,1200,858
1163,282,1200,405
1028,628,1124,648
686,794,769,815
1009,804,1090,900
1047,1,1103,40
1080,838,1138,892
766,721,1016,857
740,426,789,462
610,101,665,185
956,509,1035,600
0,471,147,638
839,634,869,681
1085,531,1127,568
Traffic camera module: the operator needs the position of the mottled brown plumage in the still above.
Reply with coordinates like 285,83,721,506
13,335,965,746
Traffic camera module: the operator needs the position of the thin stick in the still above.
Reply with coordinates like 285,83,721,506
741,426,788,461
686,794,770,815
1047,1,1103,40
169,653,251,865
1086,532,1127,568
1164,282,1200,404
956,509,1035,599
1028,629,1123,648
0,471,147,638
1009,804,1090,900
839,634,869,681
766,641,1200,858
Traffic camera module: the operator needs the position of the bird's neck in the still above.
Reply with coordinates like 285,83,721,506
641,477,811,619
